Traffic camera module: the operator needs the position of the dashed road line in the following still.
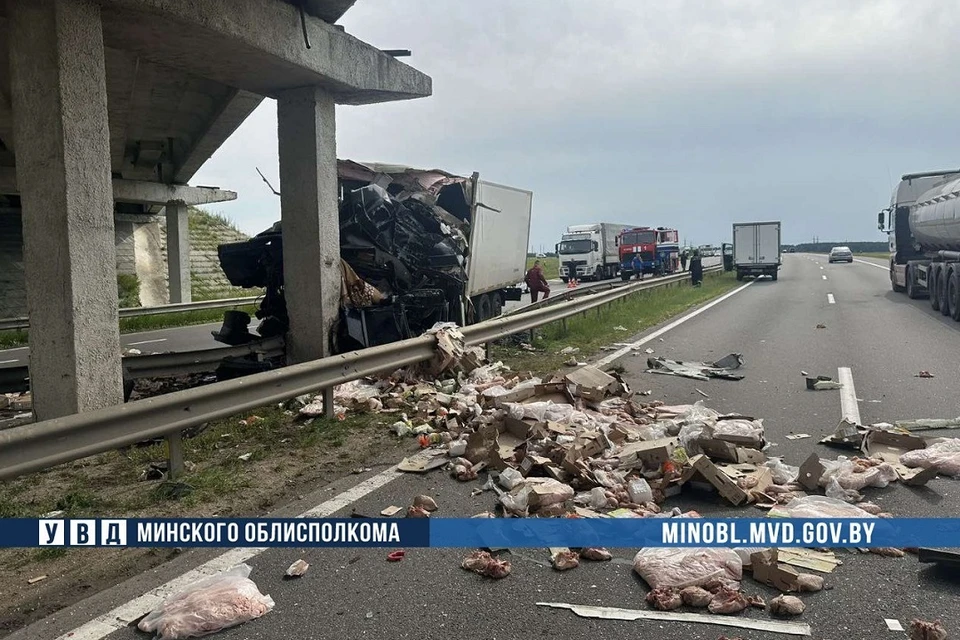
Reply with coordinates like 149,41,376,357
822,275,827,280
126,338,168,347
0,359,19,365
827,293,836,304
595,280,756,367
838,367,861,425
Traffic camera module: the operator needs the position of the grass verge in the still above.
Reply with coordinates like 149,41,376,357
493,271,740,374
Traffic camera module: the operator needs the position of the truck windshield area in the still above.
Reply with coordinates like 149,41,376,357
558,239,593,254
621,231,656,245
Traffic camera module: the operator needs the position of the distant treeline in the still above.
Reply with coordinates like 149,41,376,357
786,242,888,253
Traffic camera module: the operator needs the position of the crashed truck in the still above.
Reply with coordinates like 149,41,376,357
214,160,534,363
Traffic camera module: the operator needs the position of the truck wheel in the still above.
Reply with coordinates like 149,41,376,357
906,267,922,299
942,267,953,316
561,277,569,284
620,272,630,281
950,271,960,321
930,266,941,311
477,294,492,322
736,270,744,281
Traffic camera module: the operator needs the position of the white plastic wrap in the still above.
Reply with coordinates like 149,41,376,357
677,401,720,425
825,477,862,503
768,495,877,519
764,458,799,485
632,547,742,589
137,565,274,640
900,438,960,477
678,422,710,454
820,457,898,490
713,418,764,446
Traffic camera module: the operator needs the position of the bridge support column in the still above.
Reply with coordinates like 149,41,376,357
165,202,192,303
8,0,123,419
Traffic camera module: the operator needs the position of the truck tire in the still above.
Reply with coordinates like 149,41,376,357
561,277,569,284
770,270,778,282
621,271,630,281
950,270,960,321
906,266,923,299
736,270,744,281
942,267,954,316
476,294,492,322
490,293,504,318
930,265,941,311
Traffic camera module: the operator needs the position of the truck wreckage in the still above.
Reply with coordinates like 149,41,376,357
212,161,533,376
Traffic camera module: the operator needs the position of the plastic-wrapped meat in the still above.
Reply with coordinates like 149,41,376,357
646,587,683,611
406,505,430,518
797,573,824,592
633,548,742,589
679,586,713,608
746,594,766,609
702,577,742,594
870,547,905,557
857,501,884,515
900,439,960,477
707,587,748,615
551,549,580,571
769,595,806,616
909,619,948,640
580,548,613,561
137,565,274,640
461,551,511,579
455,465,478,482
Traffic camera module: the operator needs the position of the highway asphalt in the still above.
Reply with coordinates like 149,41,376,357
17,253,960,640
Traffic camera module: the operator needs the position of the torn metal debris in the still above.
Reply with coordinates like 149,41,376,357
646,354,745,381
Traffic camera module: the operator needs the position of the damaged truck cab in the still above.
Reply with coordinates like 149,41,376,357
214,160,533,363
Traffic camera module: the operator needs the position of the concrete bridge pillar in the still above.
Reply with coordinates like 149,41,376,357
8,0,123,419
165,202,191,303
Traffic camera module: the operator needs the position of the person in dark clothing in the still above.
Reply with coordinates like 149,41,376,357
690,250,703,286
525,260,551,302
680,250,688,271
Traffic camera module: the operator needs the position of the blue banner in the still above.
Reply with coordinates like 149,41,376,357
3,517,960,548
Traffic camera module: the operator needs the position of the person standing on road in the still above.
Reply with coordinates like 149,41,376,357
680,249,688,271
525,260,551,302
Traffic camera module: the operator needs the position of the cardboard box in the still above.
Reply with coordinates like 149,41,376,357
491,386,538,406
797,452,825,490
564,366,618,401
750,549,800,592
617,437,680,470
861,430,937,485
699,438,768,464
679,455,772,506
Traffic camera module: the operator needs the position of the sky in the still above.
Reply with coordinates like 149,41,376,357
193,0,960,250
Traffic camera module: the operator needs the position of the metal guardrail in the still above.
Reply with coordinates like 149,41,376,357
0,266,722,480
0,296,260,332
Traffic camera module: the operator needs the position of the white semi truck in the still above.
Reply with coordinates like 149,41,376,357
557,222,632,282
880,169,960,317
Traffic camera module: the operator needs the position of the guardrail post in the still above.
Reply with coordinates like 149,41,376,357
166,431,185,480
561,318,567,334
323,387,335,419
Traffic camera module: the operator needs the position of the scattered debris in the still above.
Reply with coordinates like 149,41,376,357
237,453,252,462
644,347,655,354
885,619,905,632
137,564,274,639
633,547,742,589
646,354,745,381
536,602,812,635
386,550,406,562
559,346,580,355
380,506,402,517
816,324,827,329
680,586,713,608
581,547,613,561
613,325,629,331
647,586,683,610
707,587,749,615
785,433,811,440
796,573,824,592
27,575,47,585
461,551,511,579
894,417,960,432
746,594,766,609
769,595,806,616
918,548,960,568
695,388,710,398
916,371,935,379
776,548,840,573
909,619,947,640
284,559,309,578
806,376,841,390
551,548,581,571
413,495,439,512
406,505,430,518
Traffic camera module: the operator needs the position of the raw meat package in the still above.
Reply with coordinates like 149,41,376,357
632,547,742,589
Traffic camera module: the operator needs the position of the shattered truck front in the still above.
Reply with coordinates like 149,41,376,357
213,161,479,368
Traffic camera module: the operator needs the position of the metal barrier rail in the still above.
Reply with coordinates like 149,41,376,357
0,266,722,480
0,296,260,332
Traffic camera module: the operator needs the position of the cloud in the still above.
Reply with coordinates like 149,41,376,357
194,0,960,247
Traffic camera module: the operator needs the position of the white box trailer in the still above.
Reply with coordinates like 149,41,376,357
733,221,781,281
558,222,632,281
466,179,534,302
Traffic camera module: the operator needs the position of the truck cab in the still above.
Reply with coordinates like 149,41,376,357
557,229,600,281
617,227,679,280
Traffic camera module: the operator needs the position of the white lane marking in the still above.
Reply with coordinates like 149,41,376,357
56,467,403,640
595,280,756,367
854,258,888,271
838,367,861,425
819,266,824,270
827,293,836,304
0,359,19,365
125,338,168,347
2,346,28,352
822,275,827,281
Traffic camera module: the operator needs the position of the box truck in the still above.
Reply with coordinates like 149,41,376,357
733,221,781,281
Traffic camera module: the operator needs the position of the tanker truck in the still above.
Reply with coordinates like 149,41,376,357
880,169,960,317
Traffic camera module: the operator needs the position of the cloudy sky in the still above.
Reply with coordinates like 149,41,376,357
194,0,960,250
